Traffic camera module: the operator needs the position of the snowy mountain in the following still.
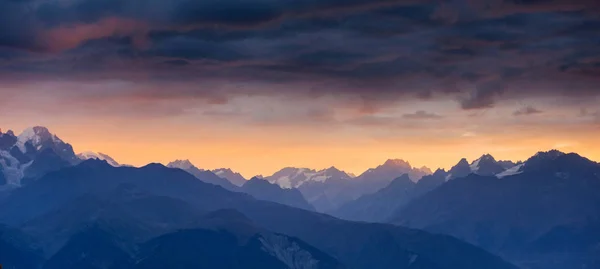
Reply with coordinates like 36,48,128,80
265,166,353,189
0,127,79,187
212,168,247,186
446,154,519,180
241,177,315,211
391,150,600,269
469,154,507,176
356,159,432,183
77,151,120,167
167,160,238,191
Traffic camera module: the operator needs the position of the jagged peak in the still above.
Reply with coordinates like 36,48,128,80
167,159,196,170
454,158,470,167
383,159,412,168
530,149,566,160
478,154,496,162
77,158,112,169
16,126,64,152
213,168,234,173
433,168,447,175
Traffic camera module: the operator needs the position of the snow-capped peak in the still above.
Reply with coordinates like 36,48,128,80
530,150,566,161
211,168,247,186
16,126,63,153
470,154,496,172
167,159,198,170
77,151,120,167
265,166,353,189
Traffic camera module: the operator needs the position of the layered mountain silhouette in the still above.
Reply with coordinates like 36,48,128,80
167,160,314,209
266,161,431,212
390,150,600,269
0,159,518,269
0,127,79,186
241,177,315,211
167,159,239,191
77,151,121,167
212,167,248,186
2,126,597,269
332,169,449,222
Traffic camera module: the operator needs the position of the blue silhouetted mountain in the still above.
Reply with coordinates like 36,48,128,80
0,159,518,269
332,174,415,222
271,162,431,212
0,225,44,269
332,170,450,222
390,150,600,269
469,154,507,176
113,209,344,269
241,177,315,211
213,168,248,186
0,166,6,185
167,159,238,191
20,183,205,256
23,148,72,181
43,223,133,269
446,158,472,180
0,130,17,150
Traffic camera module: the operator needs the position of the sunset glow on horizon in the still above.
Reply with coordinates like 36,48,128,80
1,0,599,177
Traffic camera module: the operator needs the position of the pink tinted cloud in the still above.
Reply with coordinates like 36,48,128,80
40,17,150,52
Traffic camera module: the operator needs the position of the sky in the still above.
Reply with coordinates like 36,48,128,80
1,0,599,178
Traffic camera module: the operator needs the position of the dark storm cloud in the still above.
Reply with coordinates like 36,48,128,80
1,0,600,112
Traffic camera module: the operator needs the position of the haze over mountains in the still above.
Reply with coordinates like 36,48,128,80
1,126,600,269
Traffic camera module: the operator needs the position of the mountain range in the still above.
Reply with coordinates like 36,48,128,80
389,150,600,269
0,158,517,269
264,160,432,212
331,154,519,222
2,126,599,269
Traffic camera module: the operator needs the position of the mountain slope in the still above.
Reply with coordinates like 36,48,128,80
268,161,431,212
0,127,80,186
167,159,238,191
390,150,600,269
43,223,132,269
213,168,247,186
332,170,449,222
77,151,120,167
115,209,344,269
241,177,315,211
0,160,518,269
0,225,44,269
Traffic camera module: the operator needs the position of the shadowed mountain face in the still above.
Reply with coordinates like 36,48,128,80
265,161,431,212
0,225,44,269
390,151,600,269
213,168,248,186
242,177,315,211
113,210,345,269
167,159,239,191
0,160,517,269
332,170,449,222
0,127,79,187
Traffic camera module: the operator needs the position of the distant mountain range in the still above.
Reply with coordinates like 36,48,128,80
0,159,517,269
388,150,600,269
2,126,600,269
264,160,432,212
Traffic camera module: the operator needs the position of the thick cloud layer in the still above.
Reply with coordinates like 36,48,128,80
1,0,599,110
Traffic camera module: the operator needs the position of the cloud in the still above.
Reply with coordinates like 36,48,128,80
513,106,543,116
402,110,443,119
0,0,599,114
